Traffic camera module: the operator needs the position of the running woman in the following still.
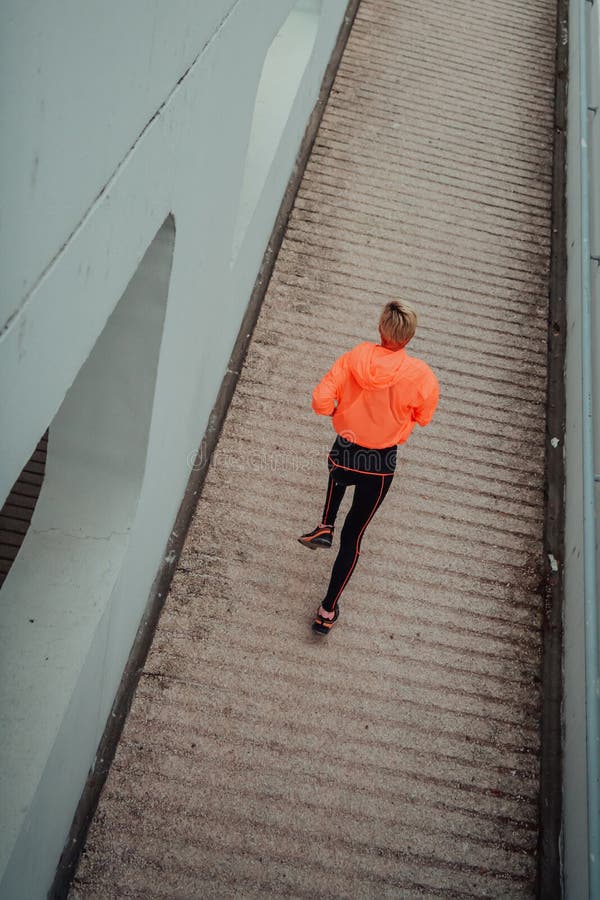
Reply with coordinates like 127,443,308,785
299,301,439,634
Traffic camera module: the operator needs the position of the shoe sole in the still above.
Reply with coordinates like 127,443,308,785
298,537,332,550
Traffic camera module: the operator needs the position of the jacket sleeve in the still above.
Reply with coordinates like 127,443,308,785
412,367,440,426
312,353,350,416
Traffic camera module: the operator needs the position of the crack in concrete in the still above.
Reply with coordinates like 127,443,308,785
30,527,129,542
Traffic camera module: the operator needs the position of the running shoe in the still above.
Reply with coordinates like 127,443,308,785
298,524,333,549
312,605,339,635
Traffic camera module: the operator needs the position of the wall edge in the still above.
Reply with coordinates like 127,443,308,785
536,0,568,895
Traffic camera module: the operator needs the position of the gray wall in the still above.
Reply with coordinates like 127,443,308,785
563,0,600,896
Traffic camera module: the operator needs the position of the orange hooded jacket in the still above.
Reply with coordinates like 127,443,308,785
312,342,439,449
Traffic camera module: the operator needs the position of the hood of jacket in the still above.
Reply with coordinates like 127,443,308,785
349,342,408,389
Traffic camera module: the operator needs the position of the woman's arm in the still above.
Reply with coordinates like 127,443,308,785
312,353,349,416
412,368,440,426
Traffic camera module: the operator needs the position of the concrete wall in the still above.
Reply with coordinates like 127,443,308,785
0,1,348,896
563,0,600,895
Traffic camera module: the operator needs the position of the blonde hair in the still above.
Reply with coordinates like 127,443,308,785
379,301,417,348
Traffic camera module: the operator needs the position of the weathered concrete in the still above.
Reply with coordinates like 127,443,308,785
70,0,557,895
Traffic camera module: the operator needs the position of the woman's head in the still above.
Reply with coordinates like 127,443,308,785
379,301,418,349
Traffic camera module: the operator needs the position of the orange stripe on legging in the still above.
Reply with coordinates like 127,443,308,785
322,473,335,525
330,474,385,609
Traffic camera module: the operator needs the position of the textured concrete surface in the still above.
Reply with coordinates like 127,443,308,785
70,0,557,896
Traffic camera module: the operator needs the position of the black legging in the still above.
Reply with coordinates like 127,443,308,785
320,463,393,611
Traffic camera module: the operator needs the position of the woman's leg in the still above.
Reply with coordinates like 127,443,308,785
321,470,347,527
299,465,350,547
321,473,393,613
